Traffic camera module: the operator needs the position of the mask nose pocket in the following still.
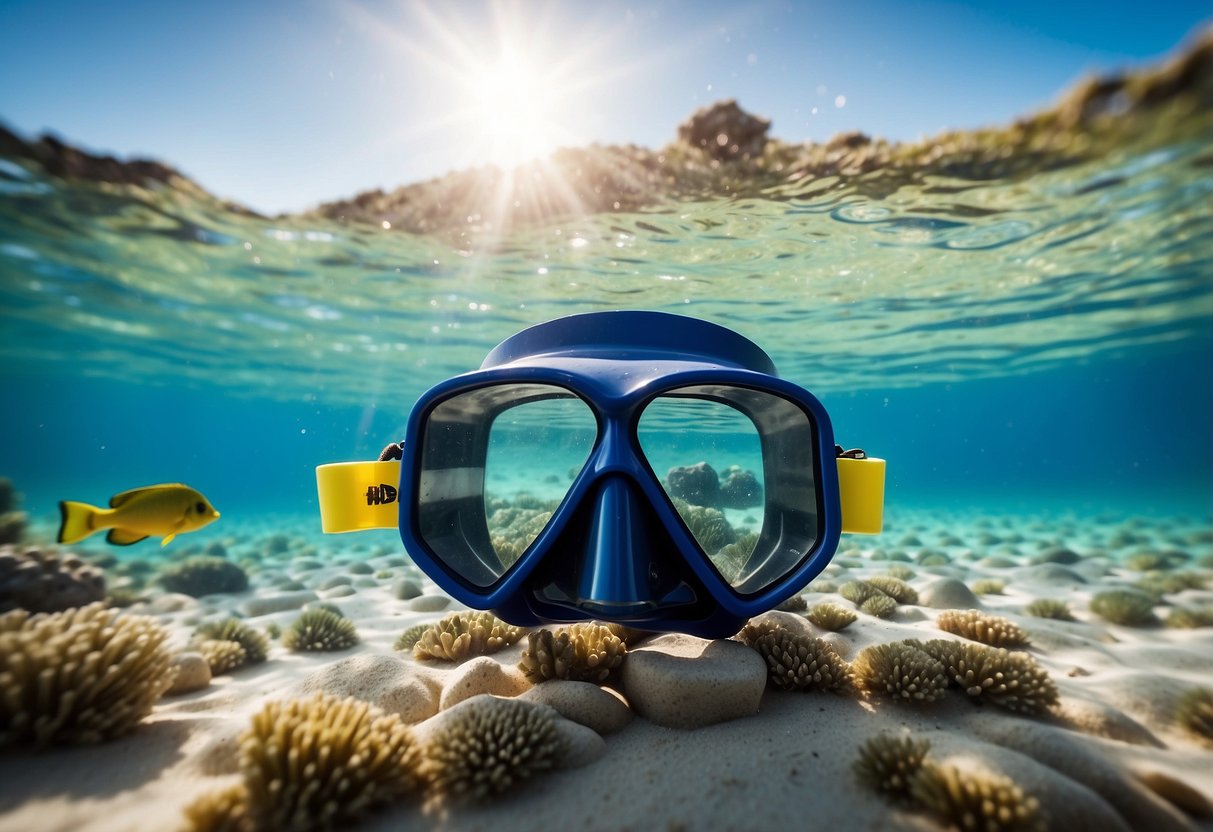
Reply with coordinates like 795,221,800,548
528,476,702,618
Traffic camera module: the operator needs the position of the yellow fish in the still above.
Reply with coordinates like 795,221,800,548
58,483,220,547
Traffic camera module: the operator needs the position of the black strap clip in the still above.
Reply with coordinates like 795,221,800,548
835,444,867,460
378,441,405,461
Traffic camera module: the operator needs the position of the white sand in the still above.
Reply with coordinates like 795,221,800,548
2,509,1212,832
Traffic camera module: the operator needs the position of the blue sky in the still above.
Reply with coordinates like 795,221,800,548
1,0,1208,214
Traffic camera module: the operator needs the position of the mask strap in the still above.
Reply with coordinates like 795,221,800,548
317,446,885,535
315,460,401,533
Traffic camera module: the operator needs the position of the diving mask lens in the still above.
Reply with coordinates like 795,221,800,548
416,383,596,588
637,384,821,595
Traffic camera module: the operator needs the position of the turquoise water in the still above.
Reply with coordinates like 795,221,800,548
1,125,1211,548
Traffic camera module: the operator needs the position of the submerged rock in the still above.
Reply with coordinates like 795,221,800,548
621,633,766,729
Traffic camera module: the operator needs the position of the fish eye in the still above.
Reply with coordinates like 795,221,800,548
196,502,206,513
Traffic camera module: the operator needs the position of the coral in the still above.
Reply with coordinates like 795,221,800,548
105,587,146,608
1125,551,1184,572
970,579,1006,596
853,733,932,801
883,564,916,580
193,619,269,666
839,580,886,606
865,576,919,605
181,784,251,832
283,609,360,652
393,621,433,652
719,466,763,508
1135,570,1207,600
937,609,1030,648
713,533,758,583
665,461,721,506
411,611,526,662
0,603,175,746
518,623,626,685
1031,547,1081,565
158,557,249,597
1089,589,1158,626
919,640,1059,715
234,693,422,830
852,642,948,703
743,624,852,692
1175,687,1213,745
806,601,858,631
198,638,248,675
0,545,107,613
774,594,808,612
421,696,565,803
915,550,951,567
677,502,737,555
910,761,1046,832
1166,606,1213,629
1024,598,1075,621
860,594,898,619
603,621,651,646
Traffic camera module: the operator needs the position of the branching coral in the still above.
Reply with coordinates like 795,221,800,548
181,784,252,832
970,579,1006,596
0,603,175,746
840,580,888,606
918,639,1059,715
603,621,651,646
853,734,932,801
852,642,948,703
937,609,1030,648
393,621,433,652
198,639,249,676
240,693,421,829
807,601,858,631
743,624,852,692
517,623,626,684
421,696,566,803
909,761,1046,832
1089,589,1158,626
282,609,360,652
1174,687,1213,745
865,576,919,605
193,619,269,666
1024,598,1075,621
411,611,526,662
860,594,898,619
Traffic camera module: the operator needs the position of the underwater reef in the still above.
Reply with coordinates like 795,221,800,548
0,505,1209,830
1,27,1209,239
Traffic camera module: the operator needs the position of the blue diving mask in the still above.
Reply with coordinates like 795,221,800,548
317,310,885,638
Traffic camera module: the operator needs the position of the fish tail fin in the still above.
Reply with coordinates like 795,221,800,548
58,501,103,544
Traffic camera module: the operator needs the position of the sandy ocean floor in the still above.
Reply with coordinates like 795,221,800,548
2,507,1212,832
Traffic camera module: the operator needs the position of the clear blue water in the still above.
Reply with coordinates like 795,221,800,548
1,121,1211,549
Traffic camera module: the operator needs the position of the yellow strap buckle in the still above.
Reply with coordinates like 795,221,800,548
316,461,402,533
838,456,886,534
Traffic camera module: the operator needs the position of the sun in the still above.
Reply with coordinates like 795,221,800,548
462,46,561,170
